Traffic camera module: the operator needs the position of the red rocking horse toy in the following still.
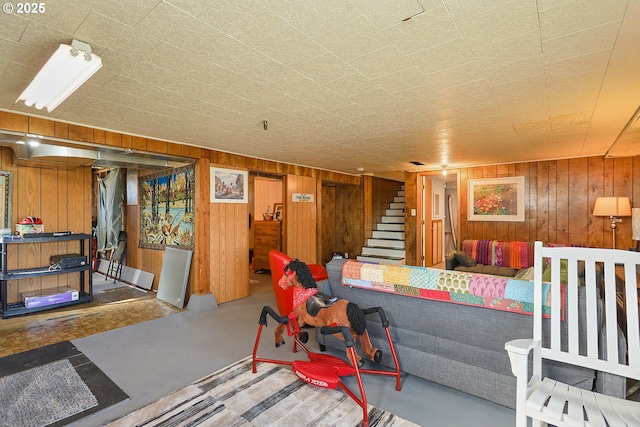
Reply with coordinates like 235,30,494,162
252,258,401,427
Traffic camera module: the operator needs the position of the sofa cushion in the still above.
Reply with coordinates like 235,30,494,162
454,251,477,267
454,264,516,277
495,266,517,277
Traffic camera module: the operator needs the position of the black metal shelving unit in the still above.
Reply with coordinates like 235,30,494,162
0,233,93,319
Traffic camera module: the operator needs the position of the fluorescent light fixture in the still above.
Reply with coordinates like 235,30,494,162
16,39,102,112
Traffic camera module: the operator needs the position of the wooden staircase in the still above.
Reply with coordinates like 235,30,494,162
357,187,405,264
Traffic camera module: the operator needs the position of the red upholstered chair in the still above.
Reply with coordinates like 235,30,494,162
268,250,328,315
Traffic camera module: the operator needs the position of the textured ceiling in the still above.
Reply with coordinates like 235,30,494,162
0,0,639,178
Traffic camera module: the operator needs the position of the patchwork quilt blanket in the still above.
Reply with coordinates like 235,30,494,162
341,260,563,317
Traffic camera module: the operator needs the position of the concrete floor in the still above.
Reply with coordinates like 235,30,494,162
70,272,515,427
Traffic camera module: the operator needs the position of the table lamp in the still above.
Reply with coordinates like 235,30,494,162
593,197,631,249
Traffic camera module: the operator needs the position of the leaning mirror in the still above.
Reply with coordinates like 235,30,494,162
0,171,12,232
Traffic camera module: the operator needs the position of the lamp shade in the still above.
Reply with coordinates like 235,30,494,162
16,40,102,113
593,197,631,217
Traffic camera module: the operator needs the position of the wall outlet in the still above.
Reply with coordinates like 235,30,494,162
411,208,416,216
344,252,348,258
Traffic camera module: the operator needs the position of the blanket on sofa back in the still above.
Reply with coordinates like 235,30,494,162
341,260,564,317
461,239,535,268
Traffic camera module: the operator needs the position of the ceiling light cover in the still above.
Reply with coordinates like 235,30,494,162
16,39,102,112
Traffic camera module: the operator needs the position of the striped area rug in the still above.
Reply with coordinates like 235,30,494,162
107,356,418,426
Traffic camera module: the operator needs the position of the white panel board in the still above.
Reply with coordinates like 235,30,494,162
96,259,154,290
156,247,192,309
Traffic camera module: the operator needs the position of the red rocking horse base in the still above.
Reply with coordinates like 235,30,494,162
252,306,401,427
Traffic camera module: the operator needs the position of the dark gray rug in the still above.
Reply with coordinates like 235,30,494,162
0,341,129,427
106,356,418,426
0,359,97,427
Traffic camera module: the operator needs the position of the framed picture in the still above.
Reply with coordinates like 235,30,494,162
468,176,525,222
139,165,195,250
273,203,283,221
210,167,248,203
433,193,441,218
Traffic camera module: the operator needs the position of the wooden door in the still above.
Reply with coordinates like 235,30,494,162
432,219,443,265
420,176,433,266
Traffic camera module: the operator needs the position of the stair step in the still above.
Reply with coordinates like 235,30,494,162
381,216,404,224
372,230,405,240
356,255,405,265
361,247,405,258
377,223,405,231
367,238,405,249
359,184,406,266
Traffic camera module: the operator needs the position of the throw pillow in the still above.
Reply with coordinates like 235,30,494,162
515,266,535,281
454,251,477,267
541,258,569,284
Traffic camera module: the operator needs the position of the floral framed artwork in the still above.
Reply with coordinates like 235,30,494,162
468,176,525,222
139,164,195,250
210,167,248,203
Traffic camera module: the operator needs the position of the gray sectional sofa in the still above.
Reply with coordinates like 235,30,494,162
315,258,626,409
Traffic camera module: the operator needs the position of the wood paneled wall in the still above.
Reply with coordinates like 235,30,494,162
9,108,640,305
321,185,336,264
458,157,640,250
284,174,317,263
403,172,419,265
194,157,211,298
333,183,364,261
210,202,249,302
0,110,362,305
404,156,640,262
1,148,92,302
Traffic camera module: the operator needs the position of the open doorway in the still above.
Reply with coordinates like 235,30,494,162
92,167,152,302
443,173,458,256
249,173,284,273
420,171,458,267
92,167,124,279
92,167,161,300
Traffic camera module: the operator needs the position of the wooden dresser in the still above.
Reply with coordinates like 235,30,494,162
253,221,281,271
